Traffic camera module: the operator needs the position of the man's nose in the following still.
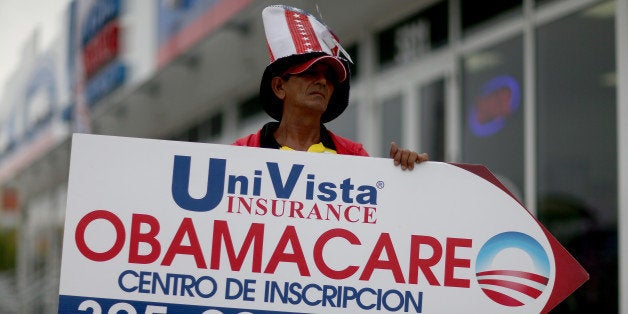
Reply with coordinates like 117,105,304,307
313,71,331,85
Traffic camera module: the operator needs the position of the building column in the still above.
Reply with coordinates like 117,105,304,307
616,0,628,313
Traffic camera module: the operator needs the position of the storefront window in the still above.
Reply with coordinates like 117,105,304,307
461,0,521,33
345,44,359,79
419,79,446,162
377,1,448,70
238,95,263,121
199,112,223,143
535,0,559,7
536,2,617,312
380,95,403,157
0,228,16,271
462,35,525,201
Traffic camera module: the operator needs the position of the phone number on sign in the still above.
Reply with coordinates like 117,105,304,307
58,296,269,314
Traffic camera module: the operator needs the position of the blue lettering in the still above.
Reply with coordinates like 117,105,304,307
302,283,322,306
322,285,339,307
253,170,262,195
268,281,289,303
382,289,404,311
228,175,248,194
138,271,151,293
181,274,195,296
340,178,354,203
152,272,169,294
357,288,377,310
118,270,138,292
171,156,225,212
85,61,125,105
405,290,423,313
261,280,421,312
288,282,302,304
342,286,358,307
317,182,337,202
306,174,315,199
266,162,303,198
171,156,379,213
118,270,218,298
82,0,121,46
356,185,378,204
195,276,218,298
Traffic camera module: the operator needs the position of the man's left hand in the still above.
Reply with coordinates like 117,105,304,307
389,142,429,170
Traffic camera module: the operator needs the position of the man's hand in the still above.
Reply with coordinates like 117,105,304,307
389,142,429,170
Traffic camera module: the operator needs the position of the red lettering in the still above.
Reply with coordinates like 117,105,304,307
75,210,125,262
325,204,341,220
289,201,304,218
306,203,323,220
363,206,377,224
83,20,120,78
226,196,235,213
314,229,360,279
271,199,286,217
128,213,161,264
224,198,378,224
360,233,404,283
161,218,206,268
255,198,268,215
444,237,472,288
74,209,471,288
236,197,253,214
210,220,264,272
344,205,360,223
264,226,310,276
476,88,512,123
408,235,442,285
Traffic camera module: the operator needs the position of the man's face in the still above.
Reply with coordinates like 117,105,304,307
276,62,336,115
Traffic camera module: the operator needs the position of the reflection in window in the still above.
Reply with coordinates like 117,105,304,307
462,35,524,201
238,95,263,121
419,79,445,162
0,228,17,271
171,126,198,142
536,2,616,312
535,0,559,7
380,95,403,157
345,44,359,79
171,111,224,143
461,0,521,33
377,1,448,70
199,112,223,142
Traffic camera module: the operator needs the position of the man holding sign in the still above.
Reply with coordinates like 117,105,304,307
234,5,428,170
58,4,588,314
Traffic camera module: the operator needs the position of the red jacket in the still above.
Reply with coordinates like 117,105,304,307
233,129,369,156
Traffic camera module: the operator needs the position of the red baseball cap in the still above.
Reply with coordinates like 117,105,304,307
283,55,347,82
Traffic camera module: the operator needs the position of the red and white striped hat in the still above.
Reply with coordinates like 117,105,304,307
259,5,353,123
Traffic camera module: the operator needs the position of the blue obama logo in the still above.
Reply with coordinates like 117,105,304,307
476,232,551,307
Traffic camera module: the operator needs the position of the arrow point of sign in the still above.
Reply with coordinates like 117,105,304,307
450,163,589,313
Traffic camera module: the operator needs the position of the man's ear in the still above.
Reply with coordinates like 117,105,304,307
271,77,286,100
